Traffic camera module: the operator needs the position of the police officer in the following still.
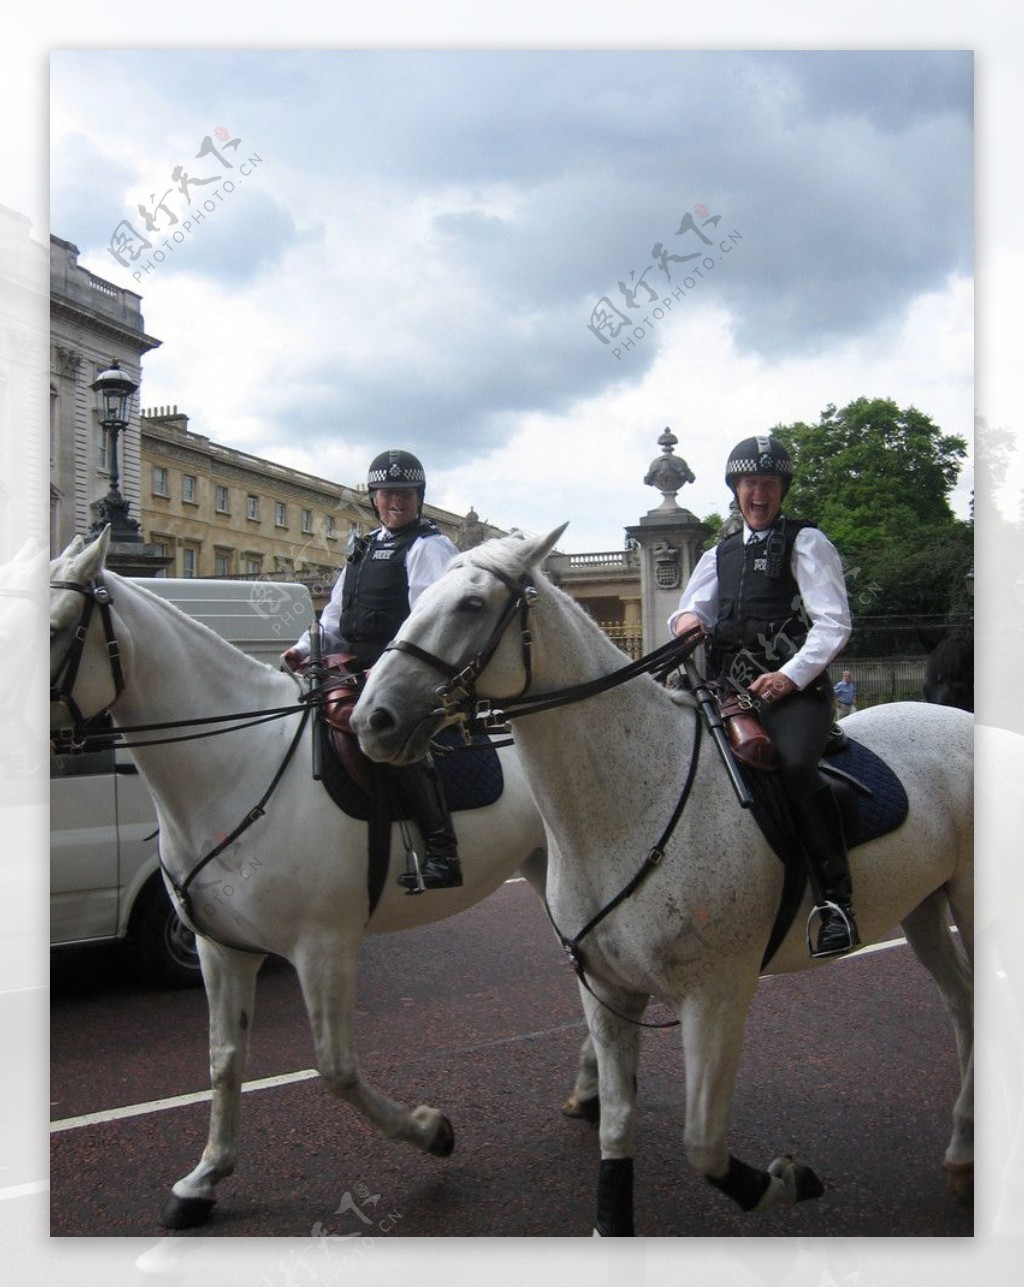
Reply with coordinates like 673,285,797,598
669,434,859,956
283,449,463,892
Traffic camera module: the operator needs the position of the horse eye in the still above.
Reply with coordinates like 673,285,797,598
458,594,486,613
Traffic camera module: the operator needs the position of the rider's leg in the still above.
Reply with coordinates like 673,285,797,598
759,683,860,957
393,754,462,891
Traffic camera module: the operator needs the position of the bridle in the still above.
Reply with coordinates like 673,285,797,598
49,576,125,744
383,561,705,735
384,565,540,727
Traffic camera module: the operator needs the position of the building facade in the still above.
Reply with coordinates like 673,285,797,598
49,236,161,556
139,408,506,609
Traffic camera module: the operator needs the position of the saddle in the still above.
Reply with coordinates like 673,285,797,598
303,655,504,916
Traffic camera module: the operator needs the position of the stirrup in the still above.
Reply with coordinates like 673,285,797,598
398,847,427,896
806,901,859,958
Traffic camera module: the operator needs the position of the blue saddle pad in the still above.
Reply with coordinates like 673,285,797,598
432,726,505,811
820,737,909,848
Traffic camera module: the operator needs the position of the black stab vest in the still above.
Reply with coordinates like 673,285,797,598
710,517,816,683
339,519,443,667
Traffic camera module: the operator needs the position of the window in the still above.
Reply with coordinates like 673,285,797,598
214,551,232,577
325,515,337,539
150,539,171,576
301,508,313,534
182,474,197,504
182,547,198,578
245,556,262,575
275,502,287,527
215,484,230,513
152,465,169,497
246,495,260,521
97,425,109,472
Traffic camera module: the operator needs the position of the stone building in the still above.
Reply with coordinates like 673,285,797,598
49,236,161,558
138,408,502,608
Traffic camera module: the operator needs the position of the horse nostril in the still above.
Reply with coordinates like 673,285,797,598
368,706,396,732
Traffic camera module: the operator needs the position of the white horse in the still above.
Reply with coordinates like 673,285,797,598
49,528,592,1230
353,526,975,1236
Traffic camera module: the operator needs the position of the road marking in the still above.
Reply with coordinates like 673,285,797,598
50,1069,321,1133
51,933,944,1135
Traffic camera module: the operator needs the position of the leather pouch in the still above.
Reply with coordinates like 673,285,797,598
718,689,779,771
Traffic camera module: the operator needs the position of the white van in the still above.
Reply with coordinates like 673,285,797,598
50,578,316,987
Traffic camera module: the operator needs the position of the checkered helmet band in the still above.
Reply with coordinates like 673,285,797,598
725,434,794,487
367,449,426,490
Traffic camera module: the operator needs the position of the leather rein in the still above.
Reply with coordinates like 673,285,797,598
382,564,707,1029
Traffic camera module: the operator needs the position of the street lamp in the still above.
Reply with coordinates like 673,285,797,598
89,360,142,542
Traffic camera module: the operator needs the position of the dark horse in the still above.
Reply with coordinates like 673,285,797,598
919,627,974,712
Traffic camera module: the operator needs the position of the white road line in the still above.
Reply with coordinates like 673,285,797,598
50,1068,320,1133
49,934,928,1135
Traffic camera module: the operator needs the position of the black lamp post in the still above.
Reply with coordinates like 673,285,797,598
89,360,142,542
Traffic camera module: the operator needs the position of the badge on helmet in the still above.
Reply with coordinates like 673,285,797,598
724,434,794,496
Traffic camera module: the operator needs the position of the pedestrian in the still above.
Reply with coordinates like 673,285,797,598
283,449,463,893
834,670,857,719
668,434,858,956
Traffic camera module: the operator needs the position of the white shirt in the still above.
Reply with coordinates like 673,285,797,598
667,522,851,691
291,525,459,662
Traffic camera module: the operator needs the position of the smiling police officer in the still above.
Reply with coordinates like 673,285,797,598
283,449,463,893
669,434,858,956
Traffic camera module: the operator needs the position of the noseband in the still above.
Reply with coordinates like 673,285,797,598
49,576,125,743
383,566,538,721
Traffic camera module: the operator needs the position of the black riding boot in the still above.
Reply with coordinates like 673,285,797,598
393,757,462,893
793,786,860,958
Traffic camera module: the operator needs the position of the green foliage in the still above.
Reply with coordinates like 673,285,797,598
772,398,971,618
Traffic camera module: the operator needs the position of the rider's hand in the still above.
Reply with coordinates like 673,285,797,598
673,612,706,640
280,647,303,672
749,672,797,705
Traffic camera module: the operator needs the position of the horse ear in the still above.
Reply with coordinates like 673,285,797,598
75,526,112,579
520,523,569,570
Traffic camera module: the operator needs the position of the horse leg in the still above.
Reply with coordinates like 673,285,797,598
562,1033,601,1122
294,940,455,1155
578,981,646,1236
161,939,266,1229
901,888,974,1200
681,979,825,1213
518,847,601,1122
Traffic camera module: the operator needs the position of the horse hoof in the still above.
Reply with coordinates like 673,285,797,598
562,1093,600,1123
794,1164,825,1202
428,1115,455,1157
945,1161,973,1203
160,1194,216,1229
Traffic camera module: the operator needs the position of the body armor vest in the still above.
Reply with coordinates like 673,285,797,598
340,519,443,667
710,518,816,684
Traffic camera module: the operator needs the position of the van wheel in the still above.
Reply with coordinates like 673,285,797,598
126,878,202,988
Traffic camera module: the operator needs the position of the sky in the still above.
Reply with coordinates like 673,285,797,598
47,47,979,551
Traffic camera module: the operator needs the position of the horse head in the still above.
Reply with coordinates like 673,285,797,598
922,635,974,712
49,527,126,733
353,524,568,764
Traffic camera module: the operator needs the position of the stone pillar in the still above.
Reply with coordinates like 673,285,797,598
625,428,711,653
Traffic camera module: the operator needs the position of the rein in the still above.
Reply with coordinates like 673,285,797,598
382,561,708,1029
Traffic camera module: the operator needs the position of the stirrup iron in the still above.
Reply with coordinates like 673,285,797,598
806,900,857,958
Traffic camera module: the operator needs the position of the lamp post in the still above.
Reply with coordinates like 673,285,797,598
89,360,142,542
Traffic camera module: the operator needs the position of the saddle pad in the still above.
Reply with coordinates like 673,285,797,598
744,735,907,971
317,721,504,823
820,737,909,848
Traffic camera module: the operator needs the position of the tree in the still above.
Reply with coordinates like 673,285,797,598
772,398,971,619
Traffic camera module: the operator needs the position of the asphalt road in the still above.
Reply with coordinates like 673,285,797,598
50,878,972,1239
